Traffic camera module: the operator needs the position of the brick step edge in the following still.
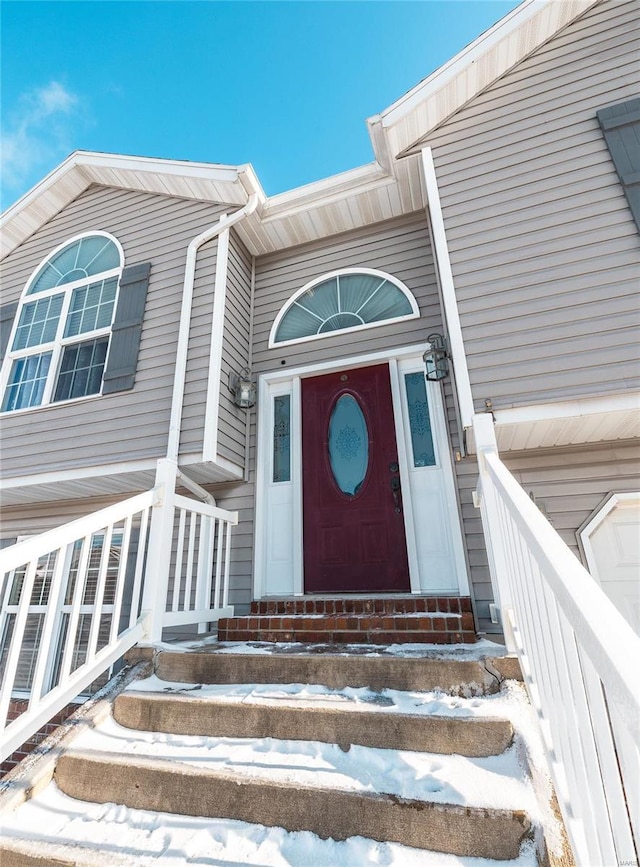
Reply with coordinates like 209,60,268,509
221,613,474,632
251,597,472,616
218,628,477,644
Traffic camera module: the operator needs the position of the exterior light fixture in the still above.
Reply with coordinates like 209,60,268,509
423,333,449,381
229,367,256,409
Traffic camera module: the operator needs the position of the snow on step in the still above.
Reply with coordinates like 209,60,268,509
0,782,539,867
115,675,515,756
68,691,538,816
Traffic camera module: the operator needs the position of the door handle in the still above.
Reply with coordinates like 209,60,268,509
390,476,402,513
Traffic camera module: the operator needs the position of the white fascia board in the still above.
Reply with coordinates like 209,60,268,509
72,151,241,185
370,0,600,157
493,392,640,425
374,0,543,128
0,457,159,491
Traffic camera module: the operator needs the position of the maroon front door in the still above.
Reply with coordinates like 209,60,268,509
302,364,410,593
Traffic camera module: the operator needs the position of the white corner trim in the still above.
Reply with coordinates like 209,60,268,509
202,227,230,462
494,392,640,425
420,148,475,429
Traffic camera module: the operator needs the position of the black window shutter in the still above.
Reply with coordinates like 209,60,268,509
0,300,18,362
102,262,151,394
597,96,640,232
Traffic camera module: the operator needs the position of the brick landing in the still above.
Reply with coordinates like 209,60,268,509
217,597,476,644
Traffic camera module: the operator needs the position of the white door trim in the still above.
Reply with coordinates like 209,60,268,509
254,345,469,597
580,491,640,583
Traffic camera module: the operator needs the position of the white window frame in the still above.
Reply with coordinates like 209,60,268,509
0,231,124,415
268,267,420,349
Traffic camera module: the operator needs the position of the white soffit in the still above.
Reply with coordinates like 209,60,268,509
370,0,602,159
0,152,249,260
487,393,640,452
236,155,425,255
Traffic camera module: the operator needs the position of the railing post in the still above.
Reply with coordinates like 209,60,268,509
472,413,517,652
139,458,177,644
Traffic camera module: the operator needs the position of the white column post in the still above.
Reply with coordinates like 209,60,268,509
139,458,177,644
472,412,517,652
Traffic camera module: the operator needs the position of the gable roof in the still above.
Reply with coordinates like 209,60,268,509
367,0,601,161
1,0,602,259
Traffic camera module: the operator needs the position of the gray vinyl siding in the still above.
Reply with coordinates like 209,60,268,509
426,0,640,410
252,213,442,372
503,441,640,562
0,185,227,478
0,493,126,541
217,231,253,467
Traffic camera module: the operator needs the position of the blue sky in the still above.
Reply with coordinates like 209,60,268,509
1,1,521,209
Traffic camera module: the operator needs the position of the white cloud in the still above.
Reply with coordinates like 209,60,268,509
1,81,81,204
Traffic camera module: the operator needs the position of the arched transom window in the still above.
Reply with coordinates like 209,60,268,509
1,233,124,412
269,268,419,347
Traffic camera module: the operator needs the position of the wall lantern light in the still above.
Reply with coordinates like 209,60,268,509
423,333,449,381
228,366,256,408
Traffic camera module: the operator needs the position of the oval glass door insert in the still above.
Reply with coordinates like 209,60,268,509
328,394,369,496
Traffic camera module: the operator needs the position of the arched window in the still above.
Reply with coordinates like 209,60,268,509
269,268,420,348
1,233,124,412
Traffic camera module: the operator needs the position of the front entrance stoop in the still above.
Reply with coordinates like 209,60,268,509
218,595,477,644
0,643,562,866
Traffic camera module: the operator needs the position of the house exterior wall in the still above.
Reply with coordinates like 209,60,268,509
503,440,640,560
0,185,228,479
426,0,640,411
214,212,486,614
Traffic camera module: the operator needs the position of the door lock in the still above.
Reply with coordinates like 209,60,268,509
389,462,399,473
390,476,401,513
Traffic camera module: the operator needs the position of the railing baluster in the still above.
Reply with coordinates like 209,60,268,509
223,519,232,609
0,559,39,727
86,524,114,662
59,534,93,682
183,512,197,612
213,518,224,610
171,509,186,612
28,544,69,706
109,515,133,645
129,506,150,629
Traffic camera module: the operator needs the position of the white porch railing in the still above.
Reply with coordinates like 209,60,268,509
473,413,639,867
0,459,237,763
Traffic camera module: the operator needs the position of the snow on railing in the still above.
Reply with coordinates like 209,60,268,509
0,490,157,761
473,414,639,867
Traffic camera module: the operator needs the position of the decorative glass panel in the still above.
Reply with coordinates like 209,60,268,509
64,277,118,337
405,372,436,467
28,236,120,295
328,394,369,496
274,272,415,343
53,337,109,402
12,294,64,350
2,352,52,411
273,394,291,483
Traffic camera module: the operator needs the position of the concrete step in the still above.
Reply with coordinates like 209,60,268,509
114,689,514,756
155,650,500,694
52,748,532,861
